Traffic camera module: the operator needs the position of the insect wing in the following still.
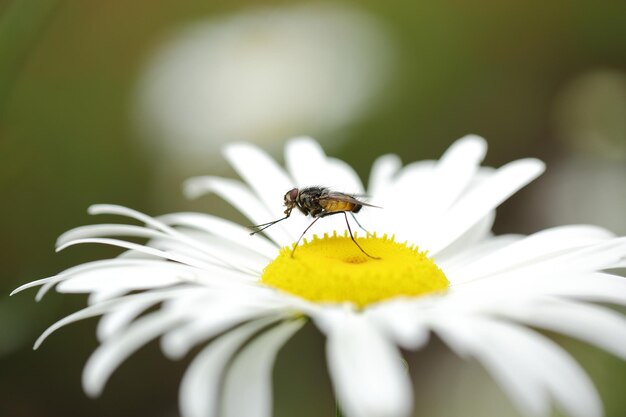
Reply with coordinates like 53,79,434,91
320,192,381,208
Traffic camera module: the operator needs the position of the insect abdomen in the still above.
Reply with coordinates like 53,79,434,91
320,200,358,212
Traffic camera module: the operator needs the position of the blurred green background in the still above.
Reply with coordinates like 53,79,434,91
1,1,625,416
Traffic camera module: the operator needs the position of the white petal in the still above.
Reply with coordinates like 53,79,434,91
86,205,267,273
158,212,279,258
223,142,295,220
432,210,495,262
149,232,266,275
221,319,305,417
57,236,207,266
421,134,487,216
11,259,162,299
179,316,282,417
367,153,401,198
326,157,365,194
433,317,602,417
466,238,626,293
57,224,164,247
183,176,294,246
436,234,522,272
445,271,626,311
425,158,545,254
33,287,194,349
97,298,158,341
285,137,364,193
364,299,430,350
160,303,281,360
546,237,626,273
381,160,435,211
87,204,215,247
326,312,412,417
38,259,194,301
433,317,549,416
550,273,626,305
56,264,183,293
451,225,616,284
497,299,626,359
88,288,130,304
83,310,184,397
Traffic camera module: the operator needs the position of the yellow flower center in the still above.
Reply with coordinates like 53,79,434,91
260,233,449,308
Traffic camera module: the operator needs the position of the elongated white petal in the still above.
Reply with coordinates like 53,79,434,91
326,312,412,417
364,299,430,350
221,319,305,417
35,259,225,301
161,303,281,360
390,160,436,193
88,205,270,274
83,310,184,397
422,134,487,216
548,237,626,273
158,212,279,257
497,299,626,359
463,238,626,293
446,271,626,311
179,316,282,417
88,288,130,304
326,157,365,195
57,237,258,280
148,233,266,275
34,288,191,349
452,225,616,283
56,264,183,293
552,273,626,305
12,259,163,298
436,234,522,272
183,176,293,246
433,211,495,262
434,317,549,416
434,317,602,417
367,153,401,198
57,224,165,247
285,137,364,193
97,298,157,341
223,142,295,219
426,158,545,254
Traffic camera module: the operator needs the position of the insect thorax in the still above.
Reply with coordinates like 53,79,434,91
297,187,327,217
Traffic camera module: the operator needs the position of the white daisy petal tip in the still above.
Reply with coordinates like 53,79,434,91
182,176,210,199
221,141,260,161
454,133,488,156
517,157,546,179
10,281,40,297
87,204,108,215
286,135,317,146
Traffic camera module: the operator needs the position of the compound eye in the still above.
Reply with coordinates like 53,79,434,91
284,188,299,202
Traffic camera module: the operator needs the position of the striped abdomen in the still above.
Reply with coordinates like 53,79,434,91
320,199,360,213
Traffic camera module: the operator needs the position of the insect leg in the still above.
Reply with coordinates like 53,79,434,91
350,212,374,237
317,212,379,259
341,212,380,259
249,211,291,235
291,217,322,258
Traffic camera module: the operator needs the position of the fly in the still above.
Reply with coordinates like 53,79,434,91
249,186,380,259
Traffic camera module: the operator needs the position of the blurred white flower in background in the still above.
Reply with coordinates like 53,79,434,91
134,3,394,169
537,69,626,235
553,69,626,160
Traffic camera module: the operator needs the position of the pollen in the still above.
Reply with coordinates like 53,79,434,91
260,233,449,308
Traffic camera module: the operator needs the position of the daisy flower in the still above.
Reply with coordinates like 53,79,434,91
14,135,626,417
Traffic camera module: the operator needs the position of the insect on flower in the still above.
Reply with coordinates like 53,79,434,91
249,186,380,258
